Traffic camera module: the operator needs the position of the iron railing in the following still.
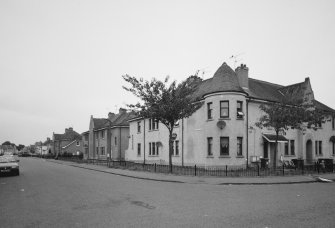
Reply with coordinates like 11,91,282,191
56,157,334,177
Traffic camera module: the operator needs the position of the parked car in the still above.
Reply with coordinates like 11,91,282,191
0,156,20,176
2,154,20,162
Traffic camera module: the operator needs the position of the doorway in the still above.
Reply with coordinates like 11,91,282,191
306,140,313,164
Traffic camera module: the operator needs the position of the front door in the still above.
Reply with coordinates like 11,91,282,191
263,141,268,159
306,140,313,164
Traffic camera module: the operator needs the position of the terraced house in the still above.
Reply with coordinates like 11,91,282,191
87,108,136,160
125,62,335,167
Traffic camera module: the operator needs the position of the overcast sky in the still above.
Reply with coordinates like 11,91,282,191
1,0,334,146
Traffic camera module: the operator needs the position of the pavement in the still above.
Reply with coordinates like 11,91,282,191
46,159,335,185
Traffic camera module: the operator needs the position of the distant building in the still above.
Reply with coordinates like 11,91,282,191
125,62,335,167
53,127,83,157
87,108,136,160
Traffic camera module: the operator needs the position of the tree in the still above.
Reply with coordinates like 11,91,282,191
2,141,12,146
255,99,329,169
123,75,203,172
17,144,25,151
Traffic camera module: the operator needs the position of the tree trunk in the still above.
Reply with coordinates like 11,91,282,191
274,130,279,170
168,129,173,173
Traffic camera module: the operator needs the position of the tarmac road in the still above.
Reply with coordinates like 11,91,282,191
1,157,335,228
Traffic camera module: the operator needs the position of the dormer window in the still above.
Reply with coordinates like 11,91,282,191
237,101,243,119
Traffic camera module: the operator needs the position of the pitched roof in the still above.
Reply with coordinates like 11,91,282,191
192,62,246,99
192,62,334,112
54,129,82,141
93,111,137,130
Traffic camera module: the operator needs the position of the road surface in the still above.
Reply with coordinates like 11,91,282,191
1,157,335,228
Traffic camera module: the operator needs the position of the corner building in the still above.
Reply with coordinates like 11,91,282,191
125,62,335,167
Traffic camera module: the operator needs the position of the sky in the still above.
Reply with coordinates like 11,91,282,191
1,0,335,146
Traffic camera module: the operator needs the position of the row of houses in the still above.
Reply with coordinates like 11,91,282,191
47,62,335,168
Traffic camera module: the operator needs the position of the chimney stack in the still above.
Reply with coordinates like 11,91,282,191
108,112,115,120
235,64,249,89
119,108,127,114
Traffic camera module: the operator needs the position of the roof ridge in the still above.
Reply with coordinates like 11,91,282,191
249,78,284,88
279,81,304,90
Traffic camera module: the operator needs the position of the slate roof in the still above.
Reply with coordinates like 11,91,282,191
93,111,137,130
54,129,82,141
191,62,334,112
192,62,246,99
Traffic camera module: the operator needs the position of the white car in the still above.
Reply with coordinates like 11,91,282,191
0,156,20,176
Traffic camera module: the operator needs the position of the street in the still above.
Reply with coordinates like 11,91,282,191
1,158,335,228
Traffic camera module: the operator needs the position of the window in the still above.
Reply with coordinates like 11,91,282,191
85,148,89,154
315,140,322,156
237,101,243,118
137,121,141,133
137,143,141,156
76,141,80,146
84,135,89,141
96,133,98,140
207,137,213,156
156,143,159,155
131,135,133,149
96,147,99,155
220,137,229,156
220,101,229,118
100,147,105,155
332,116,335,130
290,140,295,155
101,130,104,139
175,140,179,156
149,119,159,130
115,137,117,145
149,142,152,155
207,102,213,119
284,142,289,155
333,142,335,156
237,137,242,156
152,142,156,155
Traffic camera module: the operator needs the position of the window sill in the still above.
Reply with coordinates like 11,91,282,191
172,155,180,157
236,156,244,158
207,156,214,158
137,132,141,134
137,155,141,157
148,155,159,157
284,155,295,157
236,118,244,121
148,129,159,132
207,119,214,122
219,155,230,158
219,117,230,120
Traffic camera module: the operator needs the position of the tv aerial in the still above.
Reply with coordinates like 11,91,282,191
229,52,245,68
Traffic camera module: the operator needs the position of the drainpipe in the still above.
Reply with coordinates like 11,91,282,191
246,98,249,168
119,127,122,162
182,118,184,167
143,119,146,165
